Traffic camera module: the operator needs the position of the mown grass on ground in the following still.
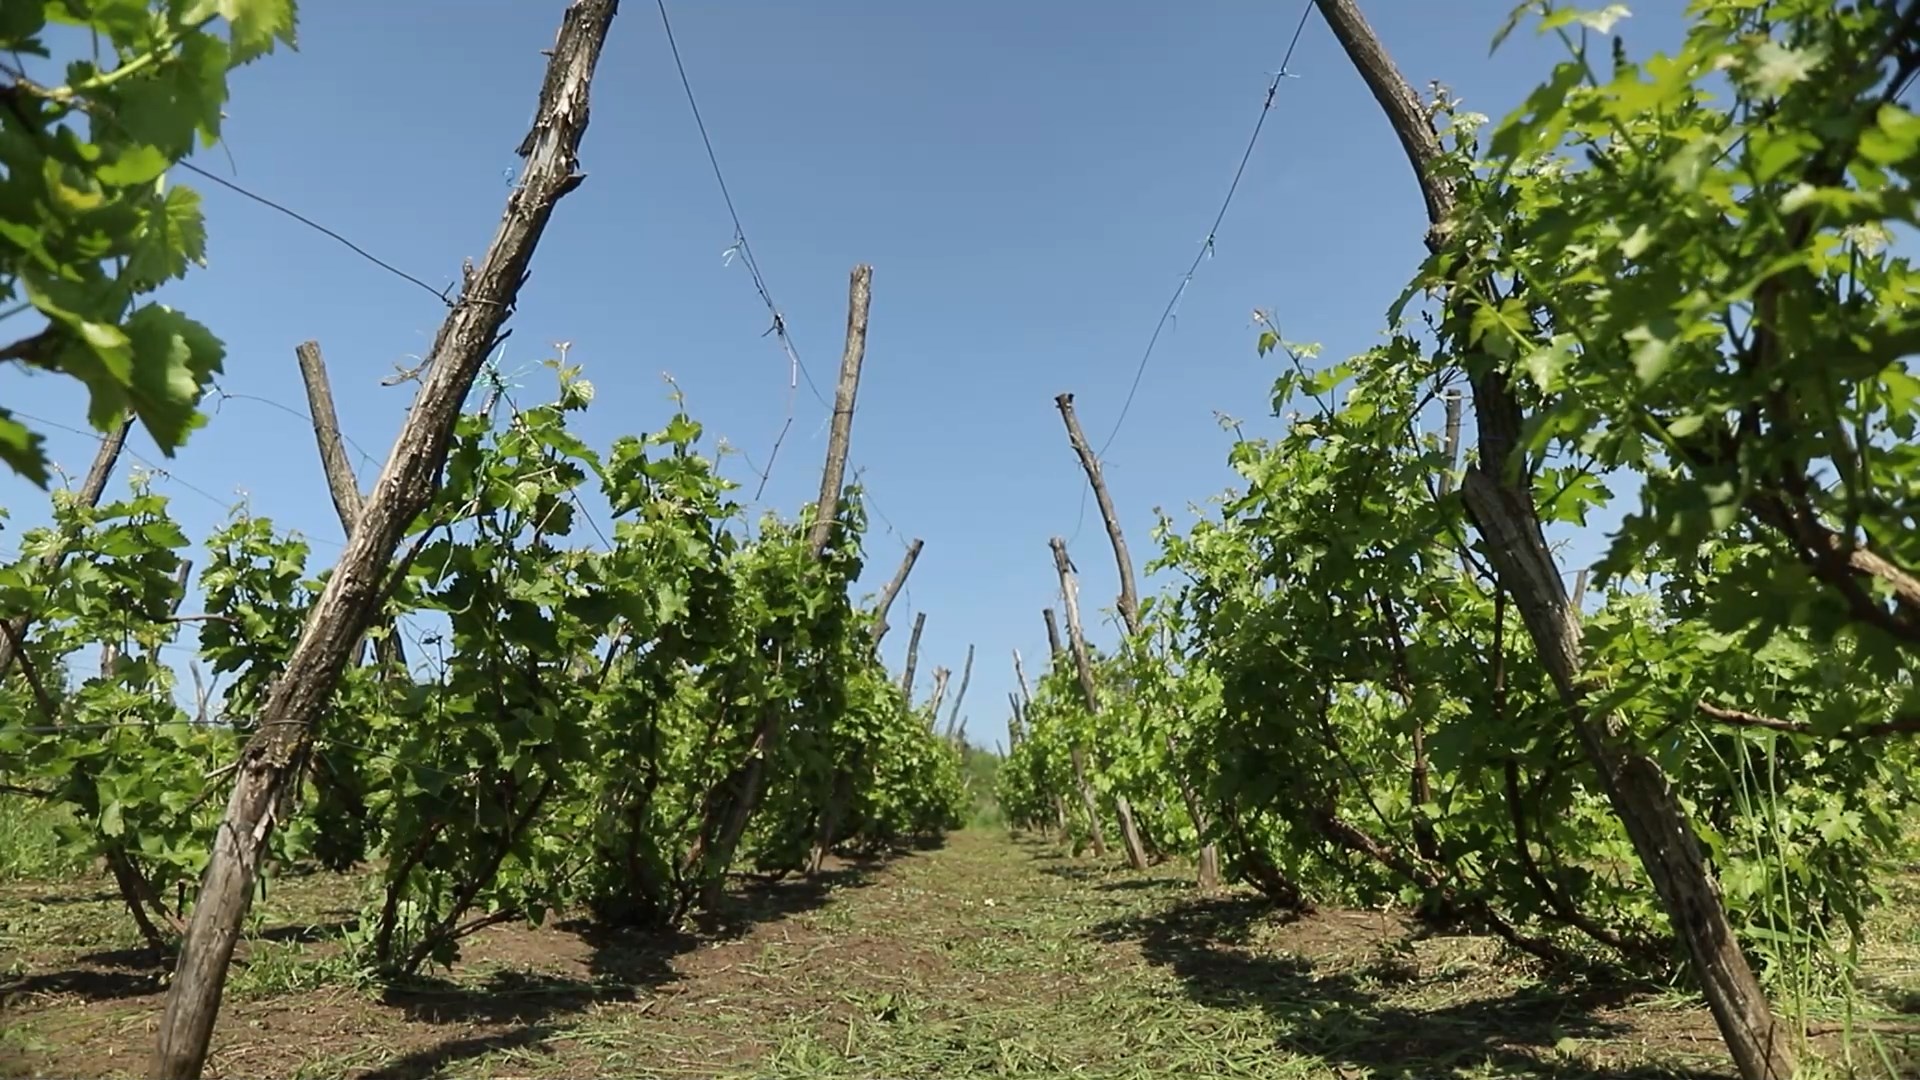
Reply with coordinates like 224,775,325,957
2,828,1917,1078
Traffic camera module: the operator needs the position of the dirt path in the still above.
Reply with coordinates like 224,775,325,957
5,831,1911,1078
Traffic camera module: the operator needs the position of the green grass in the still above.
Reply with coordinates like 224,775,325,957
2,829,1915,1079
0,796,85,883
960,743,1005,830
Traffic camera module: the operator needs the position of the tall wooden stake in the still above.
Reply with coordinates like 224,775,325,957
1439,389,1464,496
1039,619,1106,855
807,266,872,558
294,341,406,673
870,538,922,644
1312,3,1790,1077
1049,536,1149,871
1053,393,1141,631
720,265,873,892
1042,609,1063,658
148,6,618,1076
1037,618,1097,849
943,643,974,743
928,666,951,724
1054,392,1218,888
900,611,926,706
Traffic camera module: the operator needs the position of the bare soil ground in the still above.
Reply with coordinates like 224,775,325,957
3,832,1916,1078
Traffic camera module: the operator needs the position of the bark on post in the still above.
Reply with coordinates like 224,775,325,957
1034,623,1097,847
734,265,871,885
1439,389,1464,497
807,265,872,559
943,643,974,743
927,666,951,725
1311,3,1791,1077
900,611,926,707
1572,567,1590,610
1042,609,1063,658
1069,745,1108,858
1049,536,1149,871
148,6,618,1076
1037,623,1104,853
294,341,407,673
1013,648,1034,704
294,341,367,534
870,538,922,644
1055,392,1218,888
1053,393,1141,632
0,412,135,678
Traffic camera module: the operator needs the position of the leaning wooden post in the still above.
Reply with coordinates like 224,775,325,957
1438,389,1464,496
1049,536,1149,871
927,666,951,724
0,412,135,678
1054,393,1218,888
148,6,618,1076
294,341,407,673
1053,394,1141,630
1039,618,1106,856
870,538,923,644
1042,609,1063,658
1312,3,1790,1077
943,643,974,742
807,265,873,558
713,266,872,899
294,341,368,535
900,611,926,707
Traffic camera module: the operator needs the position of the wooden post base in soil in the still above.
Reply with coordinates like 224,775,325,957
1054,392,1215,886
713,264,874,897
1049,536,1150,872
1069,746,1109,858
1112,794,1149,872
1307,1,1794,1077
146,5,619,1078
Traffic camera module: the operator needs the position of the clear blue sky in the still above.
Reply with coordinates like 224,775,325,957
1,2,1691,753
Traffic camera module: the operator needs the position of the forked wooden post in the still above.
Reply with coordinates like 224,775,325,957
870,538,923,644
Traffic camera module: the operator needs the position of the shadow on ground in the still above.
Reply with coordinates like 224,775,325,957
355,852,899,1080
357,1025,560,1080
1,849,903,1080
1085,872,1730,1080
